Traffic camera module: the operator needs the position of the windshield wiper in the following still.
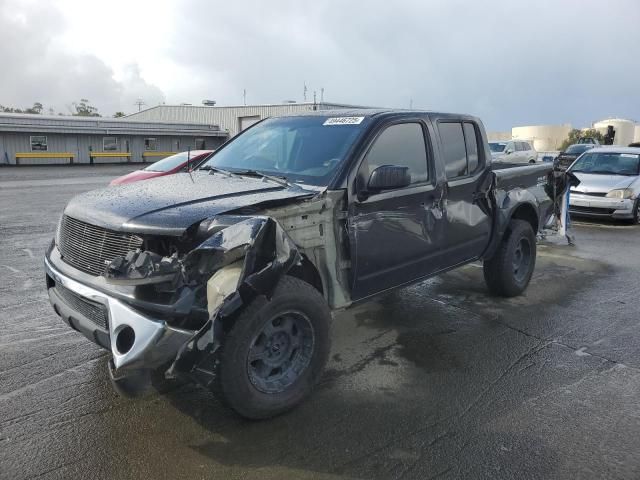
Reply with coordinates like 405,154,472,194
233,169,291,187
199,165,237,177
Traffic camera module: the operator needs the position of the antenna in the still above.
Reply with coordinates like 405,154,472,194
134,98,146,111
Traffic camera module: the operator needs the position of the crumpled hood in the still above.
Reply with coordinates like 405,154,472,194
571,173,636,193
64,171,316,235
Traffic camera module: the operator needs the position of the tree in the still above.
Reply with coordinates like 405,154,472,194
24,102,43,114
559,128,604,151
72,99,100,117
113,111,126,118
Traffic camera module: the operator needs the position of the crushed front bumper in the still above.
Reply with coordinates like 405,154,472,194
569,194,634,219
44,254,194,393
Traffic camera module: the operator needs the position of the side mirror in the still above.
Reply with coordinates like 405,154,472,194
367,165,411,192
505,149,512,155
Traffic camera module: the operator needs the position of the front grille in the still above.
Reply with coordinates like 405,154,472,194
570,206,616,215
570,190,607,197
58,215,143,276
54,283,109,329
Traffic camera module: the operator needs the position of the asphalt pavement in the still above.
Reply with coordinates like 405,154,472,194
1,165,639,479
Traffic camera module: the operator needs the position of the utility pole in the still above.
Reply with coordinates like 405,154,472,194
134,99,145,111
243,89,247,106
303,82,308,102
409,97,413,109
320,88,324,103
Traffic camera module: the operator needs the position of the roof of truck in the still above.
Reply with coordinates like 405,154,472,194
281,108,479,121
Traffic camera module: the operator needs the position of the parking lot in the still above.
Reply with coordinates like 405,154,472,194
1,165,639,479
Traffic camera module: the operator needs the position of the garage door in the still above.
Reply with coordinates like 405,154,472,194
239,116,261,132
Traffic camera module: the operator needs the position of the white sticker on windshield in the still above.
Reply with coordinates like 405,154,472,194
621,153,638,158
323,116,365,126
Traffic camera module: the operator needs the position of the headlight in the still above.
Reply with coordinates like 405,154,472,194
605,189,634,199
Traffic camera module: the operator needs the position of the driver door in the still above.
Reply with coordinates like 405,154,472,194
348,120,446,300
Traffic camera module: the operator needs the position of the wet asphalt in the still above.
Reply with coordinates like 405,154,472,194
1,165,639,480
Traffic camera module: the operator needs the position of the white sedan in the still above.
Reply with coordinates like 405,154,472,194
568,146,640,223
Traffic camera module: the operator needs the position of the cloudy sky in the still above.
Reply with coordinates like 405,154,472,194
1,0,638,130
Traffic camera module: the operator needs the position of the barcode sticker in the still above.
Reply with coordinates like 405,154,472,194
323,117,365,126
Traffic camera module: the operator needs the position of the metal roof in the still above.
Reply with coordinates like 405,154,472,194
0,112,226,136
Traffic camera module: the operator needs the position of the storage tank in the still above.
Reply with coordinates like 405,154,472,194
593,118,636,146
511,124,572,151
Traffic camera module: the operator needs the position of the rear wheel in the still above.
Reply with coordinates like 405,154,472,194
216,276,330,419
483,219,536,297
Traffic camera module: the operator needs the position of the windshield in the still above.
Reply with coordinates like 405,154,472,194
144,152,205,172
200,116,368,185
489,142,506,152
565,144,593,154
570,152,640,176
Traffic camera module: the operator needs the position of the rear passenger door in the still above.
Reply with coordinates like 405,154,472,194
436,120,492,265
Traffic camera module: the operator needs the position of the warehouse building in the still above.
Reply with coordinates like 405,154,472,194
0,113,227,165
126,102,367,138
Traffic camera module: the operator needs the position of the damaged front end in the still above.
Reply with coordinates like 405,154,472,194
98,215,301,395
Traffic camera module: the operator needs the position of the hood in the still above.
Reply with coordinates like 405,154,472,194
110,170,164,185
64,171,316,235
571,173,636,193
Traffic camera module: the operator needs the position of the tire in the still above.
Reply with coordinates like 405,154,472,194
627,198,639,224
216,276,330,420
483,219,536,297
529,159,536,164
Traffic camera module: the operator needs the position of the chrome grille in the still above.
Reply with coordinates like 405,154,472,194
54,283,108,329
58,215,143,276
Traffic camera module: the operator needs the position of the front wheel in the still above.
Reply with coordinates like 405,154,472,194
216,276,330,419
483,219,536,297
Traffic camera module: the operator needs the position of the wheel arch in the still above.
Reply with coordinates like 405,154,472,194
509,202,539,234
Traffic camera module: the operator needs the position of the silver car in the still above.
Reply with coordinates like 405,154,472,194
568,146,640,222
489,140,537,164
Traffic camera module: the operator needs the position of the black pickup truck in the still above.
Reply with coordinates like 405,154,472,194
45,110,557,419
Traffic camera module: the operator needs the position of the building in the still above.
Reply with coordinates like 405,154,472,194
592,118,636,146
0,113,227,165
125,102,367,138
489,117,640,152
511,124,573,151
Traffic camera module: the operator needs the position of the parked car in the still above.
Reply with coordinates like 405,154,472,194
109,150,213,185
555,143,596,170
45,110,560,419
568,146,640,223
489,140,537,164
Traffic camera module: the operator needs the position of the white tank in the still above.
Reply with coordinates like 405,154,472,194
634,124,640,143
593,118,636,146
511,125,572,151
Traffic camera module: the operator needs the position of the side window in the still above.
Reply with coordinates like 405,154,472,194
363,123,429,185
463,122,480,174
439,122,468,178
506,142,514,153
515,142,523,151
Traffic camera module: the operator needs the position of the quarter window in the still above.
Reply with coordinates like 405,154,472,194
30,135,47,151
363,123,429,185
144,138,157,151
103,137,118,151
